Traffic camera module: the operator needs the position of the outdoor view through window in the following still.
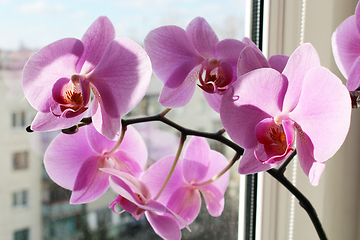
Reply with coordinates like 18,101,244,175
0,0,246,239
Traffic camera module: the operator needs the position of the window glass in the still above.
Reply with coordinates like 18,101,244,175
13,151,29,170
14,228,30,240
0,1,246,239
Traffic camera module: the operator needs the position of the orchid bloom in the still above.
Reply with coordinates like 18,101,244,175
103,168,189,240
144,17,247,112
141,136,229,225
332,0,360,90
23,16,151,140
220,43,351,186
44,124,148,204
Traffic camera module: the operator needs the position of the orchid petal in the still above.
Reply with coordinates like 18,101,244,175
23,38,84,113
332,15,360,79
144,25,203,88
186,17,219,58
88,37,151,140
282,43,321,112
183,136,210,183
220,68,288,148
356,1,360,34
44,127,94,190
166,186,201,225
268,54,289,73
105,169,151,202
216,39,247,71
86,121,118,153
117,126,148,169
146,211,182,240
141,156,183,203
290,66,351,162
202,90,222,113
237,46,269,77
202,150,230,195
70,155,111,204
111,150,143,177
116,196,140,217
238,148,282,174
241,37,263,55
158,64,199,108
199,184,224,217
90,94,121,141
295,127,325,186
31,111,85,131
79,16,116,74
346,56,360,90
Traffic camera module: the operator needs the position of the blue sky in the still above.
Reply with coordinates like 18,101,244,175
0,0,246,51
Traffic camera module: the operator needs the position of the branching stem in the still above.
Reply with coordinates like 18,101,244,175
52,109,327,240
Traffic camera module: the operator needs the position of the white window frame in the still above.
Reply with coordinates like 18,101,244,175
250,1,360,239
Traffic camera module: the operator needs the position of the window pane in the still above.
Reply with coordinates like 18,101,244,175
0,1,245,239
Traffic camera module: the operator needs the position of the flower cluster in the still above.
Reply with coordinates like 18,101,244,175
21,7,355,239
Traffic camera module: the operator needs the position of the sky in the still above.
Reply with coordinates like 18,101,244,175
0,0,246,51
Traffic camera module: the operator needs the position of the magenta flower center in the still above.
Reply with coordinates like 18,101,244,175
198,58,233,94
51,74,90,118
255,118,294,164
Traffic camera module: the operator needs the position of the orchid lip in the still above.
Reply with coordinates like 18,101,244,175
198,58,233,94
51,75,91,118
254,118,295,164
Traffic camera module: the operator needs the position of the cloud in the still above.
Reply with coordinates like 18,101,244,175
16,1,65,14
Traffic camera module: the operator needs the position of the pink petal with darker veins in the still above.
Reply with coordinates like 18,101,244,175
158,64,199,108
282,43,321,112
146,211,182,240
198,184,224,217
88,37,151,140
237,46,269,77
44,126,94,190
165,186,201,225
79,16,116,74
332,15,360,80
144,25,203,88
268,54,289,73
70,155,112,204
290,66,351,162
186,17,219,58
182,136,210,183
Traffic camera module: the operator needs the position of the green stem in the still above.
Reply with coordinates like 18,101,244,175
154,133,186,200
107,126,127,155
193,152,240,187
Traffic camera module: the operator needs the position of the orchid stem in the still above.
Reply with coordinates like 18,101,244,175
160,108,172,117
277,149,297,174
267,168,327,240
108,126,127,155
194,152,240,187
154,133,187,200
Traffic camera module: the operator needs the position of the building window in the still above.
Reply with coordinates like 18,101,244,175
13,151,29,170
13,228,29,240
12,190,28,208
11,111,28,129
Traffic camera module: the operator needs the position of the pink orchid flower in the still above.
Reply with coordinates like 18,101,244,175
332,0,360,90
44,124,148,204
102,168,189,240
23,16,151,140
141,136,229,225
144,17,247,112
220,43,351,186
